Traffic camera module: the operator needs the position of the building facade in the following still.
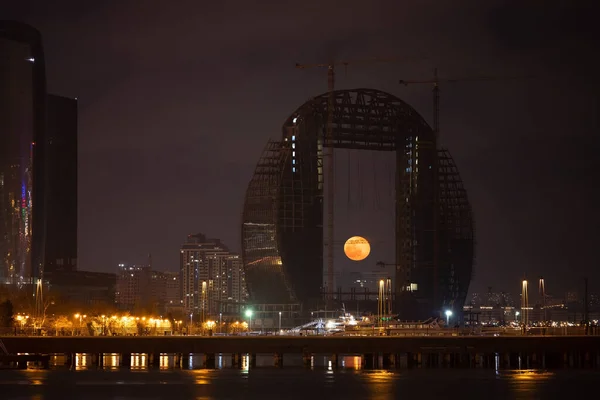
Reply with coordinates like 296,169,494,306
0,21,47,284
45,94,77,274
164,271,181,307
115,264,152,311
241,89,474,319
180,233,246,317
47,270,116,308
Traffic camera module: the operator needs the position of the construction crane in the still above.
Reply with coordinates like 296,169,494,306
296,57,408,304
398,70,531,315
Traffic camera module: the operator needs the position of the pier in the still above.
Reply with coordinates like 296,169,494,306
1,335,600,369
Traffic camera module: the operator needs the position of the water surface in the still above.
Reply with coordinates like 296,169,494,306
1,368,598,400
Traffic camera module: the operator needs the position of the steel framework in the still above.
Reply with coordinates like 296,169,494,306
437,149,475,313
241,140,295,303
241,89,474,319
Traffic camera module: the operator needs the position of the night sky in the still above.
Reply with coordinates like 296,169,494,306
2,1,598,297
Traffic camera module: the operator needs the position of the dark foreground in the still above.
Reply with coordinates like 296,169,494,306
1,368,599,400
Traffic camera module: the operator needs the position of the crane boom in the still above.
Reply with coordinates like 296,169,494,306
296,57,407,70
399,75,531,85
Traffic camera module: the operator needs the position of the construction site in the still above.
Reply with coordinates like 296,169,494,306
241,62,478,323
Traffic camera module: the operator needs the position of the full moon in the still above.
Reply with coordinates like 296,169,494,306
344,236,371,261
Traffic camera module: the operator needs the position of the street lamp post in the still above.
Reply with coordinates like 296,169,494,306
515,311,520,323
245,309,253,332
445,310,453,327
278,311,282,334
219,313,222,334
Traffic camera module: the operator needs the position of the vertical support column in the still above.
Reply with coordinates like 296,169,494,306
325,65,335,307
330,354,339,368
363,354,374,369
382,353,395,369
302,353,312,368
231,353,239,368
65,353,74,368
249,354,257,368
274,353,283,368
121,353,131,368
152,353,161,368
97,353,104,368
204,353,216,369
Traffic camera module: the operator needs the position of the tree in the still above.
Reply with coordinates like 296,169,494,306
0,300,14,328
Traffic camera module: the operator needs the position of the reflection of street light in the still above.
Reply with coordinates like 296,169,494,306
445,310,453,327
245,309,253,331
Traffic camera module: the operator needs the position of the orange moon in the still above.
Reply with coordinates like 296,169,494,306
344,236,371,261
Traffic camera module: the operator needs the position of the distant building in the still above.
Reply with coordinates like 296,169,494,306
164,271,181,307
180,233,246,317
115,264,152,311
47,270,116,307
45,94,77,274
342,270,393,293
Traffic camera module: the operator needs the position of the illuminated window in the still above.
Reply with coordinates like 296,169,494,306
292,135,296,141
292,167,296,173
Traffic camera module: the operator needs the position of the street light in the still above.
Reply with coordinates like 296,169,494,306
278,311,282,334
445,310,453,327
245,309,253,331
219,313,222,334
515,311,520,322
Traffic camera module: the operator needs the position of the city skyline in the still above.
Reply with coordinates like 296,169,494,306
1,1,597,296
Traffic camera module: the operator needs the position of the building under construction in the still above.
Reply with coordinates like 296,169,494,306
241,88,474,320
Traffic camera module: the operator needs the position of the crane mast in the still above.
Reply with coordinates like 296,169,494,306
295,61,338,303
296,57,401,305
399,70,531,317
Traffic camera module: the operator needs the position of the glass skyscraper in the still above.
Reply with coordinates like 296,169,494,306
0,21,47,283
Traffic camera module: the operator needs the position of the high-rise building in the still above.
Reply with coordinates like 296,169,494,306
242,89,474,320
180,233,246,317
45,94,77,274
0,21,47,284
149,270,167,312
115,264,152,311
164,271,181,307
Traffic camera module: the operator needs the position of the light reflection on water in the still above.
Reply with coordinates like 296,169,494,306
54,353,368,371
1,368,599,400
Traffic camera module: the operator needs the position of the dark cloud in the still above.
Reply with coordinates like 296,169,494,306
2,0,598,295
